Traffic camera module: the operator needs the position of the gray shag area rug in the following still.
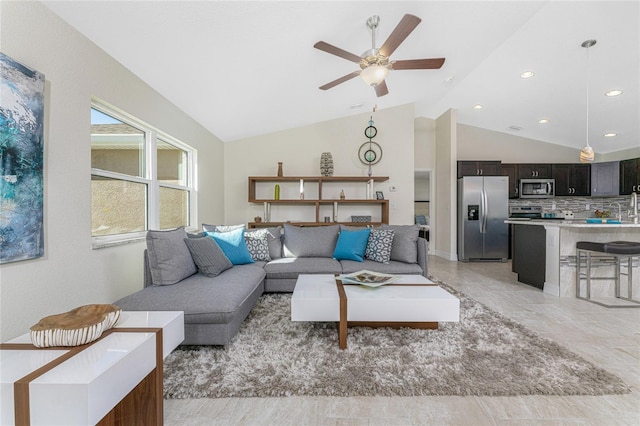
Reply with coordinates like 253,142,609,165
163,279,630,398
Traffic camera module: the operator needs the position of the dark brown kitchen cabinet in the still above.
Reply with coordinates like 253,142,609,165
501,164,519,198
620,157,640,195
552,164,591,196
457,161,501,178
517,164,552,179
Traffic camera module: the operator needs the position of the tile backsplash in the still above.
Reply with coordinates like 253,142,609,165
509,196,634,219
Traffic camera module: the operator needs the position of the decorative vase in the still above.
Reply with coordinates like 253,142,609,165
320,152,333,176
340,189,345,200
254,216,262,223
277,162,283,177
274,184,280,200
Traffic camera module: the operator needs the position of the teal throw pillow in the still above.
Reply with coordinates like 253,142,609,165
333,228,371,262
205,228,254,265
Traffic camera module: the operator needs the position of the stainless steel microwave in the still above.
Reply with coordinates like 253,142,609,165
519,179,555,198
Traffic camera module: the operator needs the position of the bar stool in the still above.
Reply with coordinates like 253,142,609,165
576,241,640,308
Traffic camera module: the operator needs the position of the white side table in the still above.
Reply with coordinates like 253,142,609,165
1,311,183,425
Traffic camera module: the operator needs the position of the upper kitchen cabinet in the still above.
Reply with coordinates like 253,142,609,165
500,163,519,198
552,164,591,196
620,157,640,195
517,164,552,179
457,161,501,178
591,161,620,197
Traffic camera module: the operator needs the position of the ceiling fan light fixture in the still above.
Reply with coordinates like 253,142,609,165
360,65,389,86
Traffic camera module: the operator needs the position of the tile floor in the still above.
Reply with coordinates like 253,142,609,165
165,256,640,425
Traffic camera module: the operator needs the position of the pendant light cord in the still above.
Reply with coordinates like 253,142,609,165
586,45,590,148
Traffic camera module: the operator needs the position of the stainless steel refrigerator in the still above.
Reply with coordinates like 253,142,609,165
457,176,508,261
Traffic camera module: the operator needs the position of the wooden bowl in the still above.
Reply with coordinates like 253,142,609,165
29,304,122,348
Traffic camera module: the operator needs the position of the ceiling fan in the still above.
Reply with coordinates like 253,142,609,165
314,14,445,97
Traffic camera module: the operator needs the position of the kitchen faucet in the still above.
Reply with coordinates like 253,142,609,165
630,192,639,224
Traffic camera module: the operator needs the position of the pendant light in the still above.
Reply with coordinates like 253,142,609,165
580,39,596,163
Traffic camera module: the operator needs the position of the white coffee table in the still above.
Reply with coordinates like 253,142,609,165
291,274,459,349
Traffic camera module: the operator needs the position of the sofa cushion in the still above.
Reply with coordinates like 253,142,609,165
381,224,419,264
333,228,370,262
245,226,282,260
206,228,254,265
264,257,342,279
340,259,423,275
283,223,339,258
115,264,266,325
243,229,271,261
365,229,395,264
184,236,233,277
146,227,197,285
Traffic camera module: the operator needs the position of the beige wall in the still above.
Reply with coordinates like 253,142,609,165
457,124,585,163
0,1,225,340
434,109,458,260
224,104,416,226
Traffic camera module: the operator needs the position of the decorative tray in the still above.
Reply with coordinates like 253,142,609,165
337,270,399,287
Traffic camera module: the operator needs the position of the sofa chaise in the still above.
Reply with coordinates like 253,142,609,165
114,223,428,345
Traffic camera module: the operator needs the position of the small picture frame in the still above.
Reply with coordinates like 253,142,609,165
376,191,384,200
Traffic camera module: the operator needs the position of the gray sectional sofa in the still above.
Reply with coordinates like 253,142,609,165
115,223,428,346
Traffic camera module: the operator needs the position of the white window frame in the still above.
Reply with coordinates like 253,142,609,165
91,98,198,248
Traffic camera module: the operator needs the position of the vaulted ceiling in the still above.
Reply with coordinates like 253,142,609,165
43,1,639,154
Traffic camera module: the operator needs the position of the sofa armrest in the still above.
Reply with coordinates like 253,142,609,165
417,237,428,277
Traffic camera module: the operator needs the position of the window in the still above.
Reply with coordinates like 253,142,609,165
91,100,196,247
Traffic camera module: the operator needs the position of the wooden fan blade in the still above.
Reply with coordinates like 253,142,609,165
319,71,361,90
392,58,446,70
374,80,389,97
379,14,422,57
314,41,362,63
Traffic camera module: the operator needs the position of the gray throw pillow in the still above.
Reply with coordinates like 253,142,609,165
243,229,271,261
381,224,419,264
146,227,197,285
184,236,233,277
245,226,282,259
365,229,395,263
283,224,339,258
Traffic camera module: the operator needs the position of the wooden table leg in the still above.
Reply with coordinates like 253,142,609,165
336,280,348,349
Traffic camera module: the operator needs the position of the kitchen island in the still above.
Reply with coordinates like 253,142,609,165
506,219,640,298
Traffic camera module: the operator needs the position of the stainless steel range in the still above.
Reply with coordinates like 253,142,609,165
509,206,542,220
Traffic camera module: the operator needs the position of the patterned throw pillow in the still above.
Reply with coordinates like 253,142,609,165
244,229,271,261
365,229,395,263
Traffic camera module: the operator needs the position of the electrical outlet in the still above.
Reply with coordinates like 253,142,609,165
585,203,590,210
389,185,397,192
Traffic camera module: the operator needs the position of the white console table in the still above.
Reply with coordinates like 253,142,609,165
0,311,184,426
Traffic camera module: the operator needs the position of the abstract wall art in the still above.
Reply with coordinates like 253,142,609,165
0,52,45,264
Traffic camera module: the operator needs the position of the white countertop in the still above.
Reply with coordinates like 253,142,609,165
505,219,640,228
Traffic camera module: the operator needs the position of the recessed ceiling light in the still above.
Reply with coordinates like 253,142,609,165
444,76,455,83
349,102,364,109
605,89,623,97
472,104,483,110
538,118,550,124
604,132,617,137
520,71,535,78
508,125,522,131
